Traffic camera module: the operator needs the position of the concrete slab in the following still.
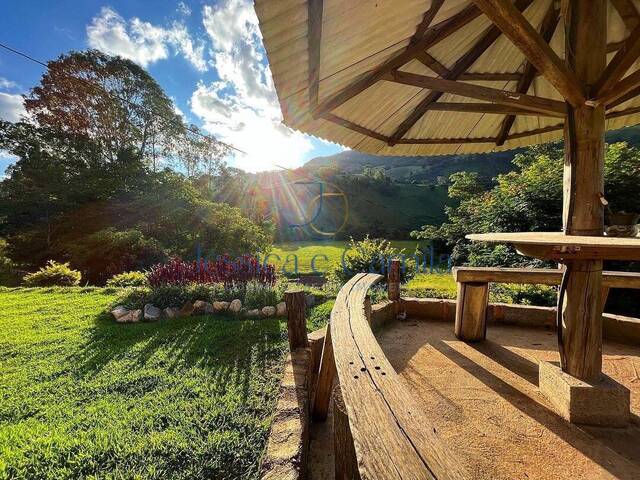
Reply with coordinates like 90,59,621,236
539,361,630,427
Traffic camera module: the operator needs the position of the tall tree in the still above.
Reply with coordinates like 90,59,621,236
24,50,184,165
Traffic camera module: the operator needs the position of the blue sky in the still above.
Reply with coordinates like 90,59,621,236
0,0,344,173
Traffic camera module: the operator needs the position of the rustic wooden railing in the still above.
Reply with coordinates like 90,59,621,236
454,266,640,341
314,271,468,480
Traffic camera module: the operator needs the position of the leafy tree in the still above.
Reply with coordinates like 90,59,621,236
412,142,640,267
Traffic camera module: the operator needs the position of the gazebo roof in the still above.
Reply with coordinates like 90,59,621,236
255,0,640,156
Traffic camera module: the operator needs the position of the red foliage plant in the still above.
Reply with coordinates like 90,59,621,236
147,255,276,288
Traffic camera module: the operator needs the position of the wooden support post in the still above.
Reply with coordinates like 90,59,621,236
333,385,360,480
312,323,335,422
561,0,606,382
388,259,400,302
454,282,489,341
285,290,309,352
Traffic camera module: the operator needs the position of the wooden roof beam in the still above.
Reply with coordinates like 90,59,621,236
410,0,445,44
597,68,640,106
388,0,533,145
323,113,389,143
395,137,498,144
307,0,323,110
593,23,640,97
311,3,481,118
415,51,450,77
611,0,640,31
496,2,559,146
427,102,564,117
458,72,522,81
470,0,586,107
386,70,566,116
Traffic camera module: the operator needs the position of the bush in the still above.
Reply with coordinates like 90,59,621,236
490,283,557,306
0,239,21,286
23,260,82,287
307,300,334,332
68,228,167,285
147,255,276,287
329,236,415,285
114,279,287,311
106,271,148,288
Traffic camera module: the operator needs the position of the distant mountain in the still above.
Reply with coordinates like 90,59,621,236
303,125,640,183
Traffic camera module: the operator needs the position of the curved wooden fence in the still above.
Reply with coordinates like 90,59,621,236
328,273,468,480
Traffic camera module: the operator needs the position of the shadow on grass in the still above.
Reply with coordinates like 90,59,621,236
72,311,288,399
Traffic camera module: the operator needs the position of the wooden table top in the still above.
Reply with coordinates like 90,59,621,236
466,232,640,261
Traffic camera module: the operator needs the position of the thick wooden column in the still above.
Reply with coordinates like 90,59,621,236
561,0,606,382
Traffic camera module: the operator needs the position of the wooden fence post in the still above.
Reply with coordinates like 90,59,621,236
285,290,308,351
388,259,400,302
333,385,360,480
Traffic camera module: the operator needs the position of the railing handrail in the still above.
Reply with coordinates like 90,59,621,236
453,266,640,289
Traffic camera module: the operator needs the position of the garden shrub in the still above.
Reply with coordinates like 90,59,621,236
490,283,557,307
307,300,335,332
106,271,148,288
68,228,167,285
329,236,415,285
23,260,82,287
147,255,276,287
0,239,21,286
243,279,287,309
114,280,287,311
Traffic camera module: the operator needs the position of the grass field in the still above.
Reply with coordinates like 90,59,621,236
0,288,287,480
268,240,437,275
268,240,457,296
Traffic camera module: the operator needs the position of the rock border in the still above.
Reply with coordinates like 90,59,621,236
111,300,288,323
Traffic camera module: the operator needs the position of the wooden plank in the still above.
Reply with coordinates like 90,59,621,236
426,102,564,117
496,3,559,145
307,0,323,110
454,282,488,341
312,4,482,118
312,323,335,422
285,290,309,351
470,0,585,107
611,0,640,31
388,259,400,301
593,24,640,97
331,274,468,479
386,71,566,116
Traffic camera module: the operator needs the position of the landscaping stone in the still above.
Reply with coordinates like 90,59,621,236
247,309,261,318
143,304,162,322
262,306,277,317
213,301,230,312
128,309,142,323
276,302,287,316
111,305,130,322
229,299,242,314
193,300,214,315
163,307,180,319
179,301,195,317
305,294,316,307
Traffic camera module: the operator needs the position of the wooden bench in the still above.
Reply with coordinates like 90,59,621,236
315,273,468,479
453,267,640,341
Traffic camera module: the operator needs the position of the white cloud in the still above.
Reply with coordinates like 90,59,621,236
0,77,18,90
177,2,191,16
192,0,314,171
0,92,26,122
87,6,207,71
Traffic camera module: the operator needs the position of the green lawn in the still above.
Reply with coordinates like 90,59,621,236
269,240,434,275
0,288,287,480
406,272,457,295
